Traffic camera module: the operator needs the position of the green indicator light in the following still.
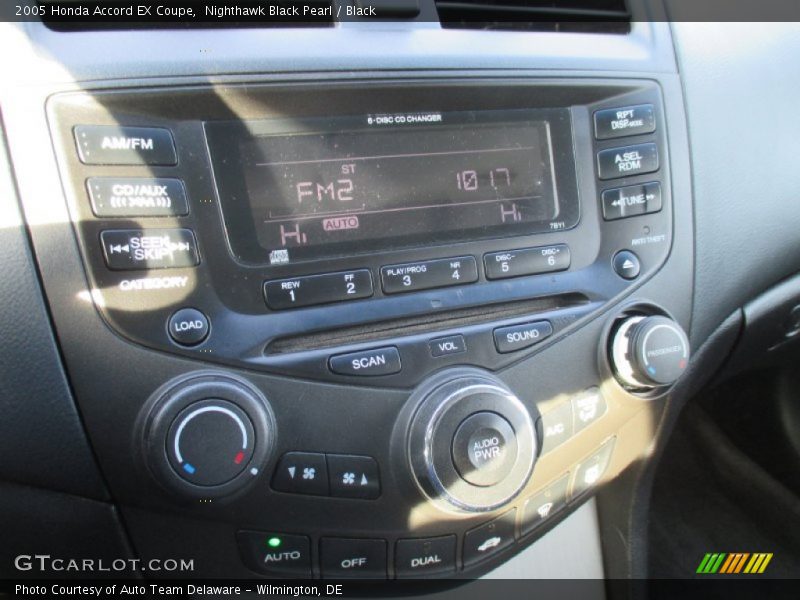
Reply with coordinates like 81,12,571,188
267,537,282,548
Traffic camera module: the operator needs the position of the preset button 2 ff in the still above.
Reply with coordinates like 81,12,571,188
264,270,373,310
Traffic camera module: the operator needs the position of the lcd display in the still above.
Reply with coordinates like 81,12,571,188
206,109,579,264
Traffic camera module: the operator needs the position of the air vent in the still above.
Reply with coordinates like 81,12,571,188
435,0,631,32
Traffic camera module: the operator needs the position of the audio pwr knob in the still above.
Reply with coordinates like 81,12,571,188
407,369,537,513
610,315,690,390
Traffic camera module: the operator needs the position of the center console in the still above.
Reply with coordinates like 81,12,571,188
44,77,691,579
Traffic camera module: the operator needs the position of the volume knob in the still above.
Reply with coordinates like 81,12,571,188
610,315,690,390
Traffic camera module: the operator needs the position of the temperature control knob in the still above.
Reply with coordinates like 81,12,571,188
610,315,690,390
167,399,254,486
143,372,275,499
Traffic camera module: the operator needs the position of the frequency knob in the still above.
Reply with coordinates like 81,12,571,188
143,372,275,499
407,369,537,513
610,315,690,391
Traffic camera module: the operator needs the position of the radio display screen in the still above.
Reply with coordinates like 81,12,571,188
206,109,579,264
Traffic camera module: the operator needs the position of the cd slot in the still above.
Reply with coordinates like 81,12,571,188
265,293,588,355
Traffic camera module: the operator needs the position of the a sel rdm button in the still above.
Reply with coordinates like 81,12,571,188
264,270,373,310
74,125,177,166
381,256,478,294
597,143,659,180
484,245,570,280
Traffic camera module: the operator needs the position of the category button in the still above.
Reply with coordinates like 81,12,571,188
74,125,177,166
395,536,456,577
463,509,516,566
594,104,656,140
87,177,188,217
264,270,373,310
100,229,199,270
329,347,401,377
597,143,659,180
381,256,478,294
493,321,553,354
237,531,311,578
601,182,662,220
484,245,570,280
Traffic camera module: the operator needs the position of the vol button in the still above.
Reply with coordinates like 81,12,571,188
168,308,209,346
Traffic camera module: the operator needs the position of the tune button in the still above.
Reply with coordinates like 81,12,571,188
168,308,209,346
452,412,518,487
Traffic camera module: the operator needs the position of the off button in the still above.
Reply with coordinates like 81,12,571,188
168,308,209,346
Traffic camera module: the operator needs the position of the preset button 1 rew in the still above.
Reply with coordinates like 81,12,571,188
264,270,373,310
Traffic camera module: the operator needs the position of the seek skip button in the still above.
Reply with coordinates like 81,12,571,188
329,347,401,377
494,321,553,354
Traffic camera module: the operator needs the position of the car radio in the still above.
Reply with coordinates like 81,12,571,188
49,79,671,387
46,78,689,579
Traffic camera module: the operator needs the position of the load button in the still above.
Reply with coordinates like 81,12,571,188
329,347,401,377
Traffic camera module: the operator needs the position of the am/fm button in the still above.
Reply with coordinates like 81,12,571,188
493,321,553,354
